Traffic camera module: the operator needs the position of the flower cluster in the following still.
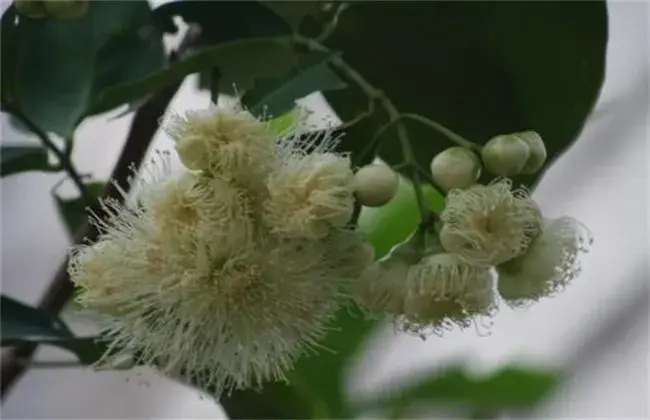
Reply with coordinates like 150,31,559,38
68,105,374,394
353,132,592,336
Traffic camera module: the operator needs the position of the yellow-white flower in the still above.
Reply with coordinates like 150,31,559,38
497,216,593,307
264,151,355,240
439,179,543,266
401,253,495,335
164,105,275,183
69,106,370,394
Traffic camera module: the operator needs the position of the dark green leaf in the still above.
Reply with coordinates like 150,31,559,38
355,365,559,416
152,0,297,96
243,51,346,117
1,295,71,341
260,1,325,33
1,145,50,177
325,2,607,188
1,6,18,109
54,181,105,237
94,37,297,113
12,0,165,137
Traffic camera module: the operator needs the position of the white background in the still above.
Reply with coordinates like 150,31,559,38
1,1,648,418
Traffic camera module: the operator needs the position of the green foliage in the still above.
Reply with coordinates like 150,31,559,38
0,295,102,364
54,181,106,237
1,145,50,177
95,37,296,114
4,0,166,137
354,365,559,417
153,0,298,96
260,1,324,33
324,1,607,188
242,51,346,117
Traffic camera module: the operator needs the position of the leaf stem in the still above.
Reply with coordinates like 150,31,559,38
10,110,93,205
400,113,481,151
297,36,430,222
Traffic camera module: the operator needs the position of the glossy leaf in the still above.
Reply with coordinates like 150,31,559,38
243,51,346,117
1,145,50,177
359,175,445,259
152,0,298,96
93,37,296,115
324,2,607,188
260,1,325,33
54,181,105,237
9,0,165,137
354,365,559,416
1,295,71,340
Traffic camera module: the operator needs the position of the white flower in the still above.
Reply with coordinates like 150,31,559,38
401,253,495,336
497,216,593,307
430,147,481,191
264,151,355,240
440,179,543,266
164,105,275,182
69,106,368,394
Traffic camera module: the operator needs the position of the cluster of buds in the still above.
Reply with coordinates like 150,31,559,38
430,131,548,191
68,105,377,394
354,131,592,336
14,0,89,20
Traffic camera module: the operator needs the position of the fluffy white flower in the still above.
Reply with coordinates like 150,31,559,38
440,179,543,266
69,107,369,394
401,253,495,336
164,105,275,183
497,216,593,307
264,151,355,240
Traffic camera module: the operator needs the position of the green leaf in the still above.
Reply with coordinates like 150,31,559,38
10,0,165,137
260,1,325,33
355,365,559,416
94,37,297,115
1,295,72,340
359,175,444,259
54,181,105,237
152,0,299,96
1,6,18,108
242,51,346,118
324,2,607,188
1,145,50,177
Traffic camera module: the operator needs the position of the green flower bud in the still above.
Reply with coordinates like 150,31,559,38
515,131,547,174
481,134,531,176
354,163,399,207
44,0,89,20
430,147,481,191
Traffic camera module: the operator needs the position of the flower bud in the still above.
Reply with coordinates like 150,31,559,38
44,0,89,20
353,164,399,207
430,147,481,191
481,134,531,176
14,0,47,18
515,131,547,174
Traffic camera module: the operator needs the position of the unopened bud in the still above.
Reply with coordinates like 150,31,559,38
430,147,481,191
481,134,531,176
44,0,89,20
515,131,547,174
14,0,47,18
354,164,399,207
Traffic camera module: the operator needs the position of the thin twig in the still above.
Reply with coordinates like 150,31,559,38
10,111,93,205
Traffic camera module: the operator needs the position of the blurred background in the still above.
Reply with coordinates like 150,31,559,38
1,0,648,418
